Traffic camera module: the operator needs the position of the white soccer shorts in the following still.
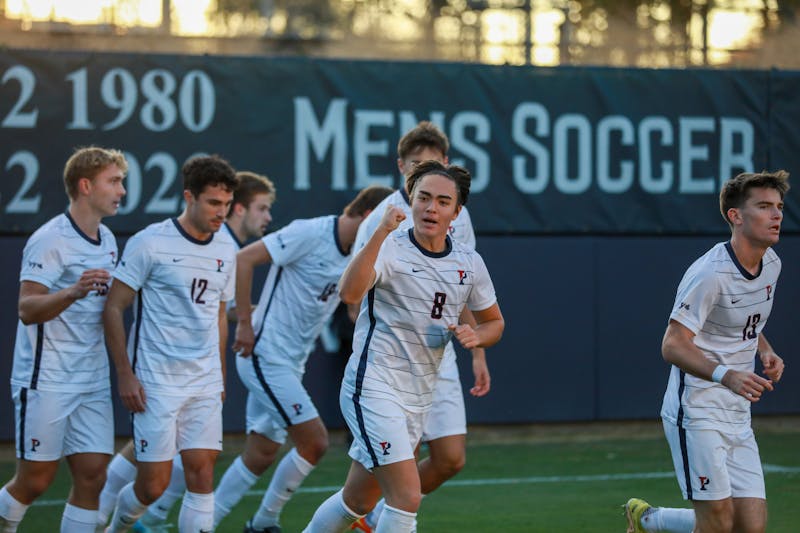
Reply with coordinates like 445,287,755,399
236,354,320,444
132,391,222,462
422,342,467,442
663,419,765,501
13,386,113,461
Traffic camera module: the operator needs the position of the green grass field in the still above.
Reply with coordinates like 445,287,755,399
2,418,798,532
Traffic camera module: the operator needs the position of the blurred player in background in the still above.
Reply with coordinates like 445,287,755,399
214,186,392,532
0,147,127,532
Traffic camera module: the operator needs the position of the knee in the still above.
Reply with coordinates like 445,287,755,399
387,486,422,513
432,450,465,479
698,505,734,533
135,477,169,504
242,445,278,475
72,466,107,496
10,473,55,502
297,434,329,465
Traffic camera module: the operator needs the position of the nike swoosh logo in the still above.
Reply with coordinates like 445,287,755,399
412,268,423,273
731,298,742,304
172,258,184,262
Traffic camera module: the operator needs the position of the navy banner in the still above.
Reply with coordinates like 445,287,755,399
1,49,798,235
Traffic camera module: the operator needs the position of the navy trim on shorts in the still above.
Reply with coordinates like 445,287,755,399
253,267,283,346
353,288,380,468
19,387,28,460
30,324,44,389
251,356,292,426
676,370,693,500
131,290,144,372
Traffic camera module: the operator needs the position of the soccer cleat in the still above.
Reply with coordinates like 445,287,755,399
350,517,373,532
243,518,282,533
624,497,652,533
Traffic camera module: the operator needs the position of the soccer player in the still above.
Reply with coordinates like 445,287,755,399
103,155,239,533
0,147,127,532
303,160,504,533
213,185,392,532
350,121,490,531
625,171,789,533
94,170,279,531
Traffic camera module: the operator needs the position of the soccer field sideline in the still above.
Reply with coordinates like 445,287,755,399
29,464,800,507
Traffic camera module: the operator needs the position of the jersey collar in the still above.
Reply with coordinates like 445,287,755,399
724,241,762,280
65,210,101,246
172,218,213,245
408,227,452,258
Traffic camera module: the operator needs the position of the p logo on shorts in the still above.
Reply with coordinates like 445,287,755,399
380,441,391,455
698,476,711,490
139,439,149,453
30,438,40,452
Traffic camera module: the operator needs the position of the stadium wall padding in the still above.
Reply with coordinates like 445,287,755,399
1,234,797,440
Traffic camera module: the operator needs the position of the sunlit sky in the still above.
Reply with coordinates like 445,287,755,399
5,0,763,66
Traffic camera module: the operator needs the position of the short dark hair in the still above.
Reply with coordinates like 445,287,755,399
344,185,393,217
233,171,276,209
397,121,449,160
63,146,128,200
405,160,471,206
720,170,790,227
182,155,238,198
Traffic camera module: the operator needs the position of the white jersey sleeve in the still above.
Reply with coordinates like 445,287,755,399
113,231,155,291
262,219,319,267
668,261,720,334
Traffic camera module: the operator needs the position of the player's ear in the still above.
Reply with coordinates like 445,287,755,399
727,207,742,226
78,176,92,196
183,189,195,205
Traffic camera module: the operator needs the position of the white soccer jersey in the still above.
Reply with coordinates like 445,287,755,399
354,189,476,253
114,218,237,396
251,215,350,373
661,242,781,432
12,213,117,393
342,229,496,413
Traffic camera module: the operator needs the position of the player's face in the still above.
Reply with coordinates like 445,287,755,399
87,164,126,217
410,173,461,244
186,184,234,236
398,146,447,179
241,193,273,239
734,186,784,247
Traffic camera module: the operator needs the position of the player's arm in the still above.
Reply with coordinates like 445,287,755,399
458,307,490,397
18,269,111,325
757,332,784,382
340,205,405,304
662,319,773,402
448,303,504,351
219,301,228,401
103,279,146,412
232,240,272,357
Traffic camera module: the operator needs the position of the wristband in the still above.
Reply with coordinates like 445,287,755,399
711,365,730,383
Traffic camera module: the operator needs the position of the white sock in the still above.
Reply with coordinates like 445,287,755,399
107,483,147,533
642,507,695,533
139,455,185,526
97,454,137,528
302,489,362,532
365,498,385,528
251,448,315,529
61,503,98,533
213,455,259,527
375,504,416,533
178,491,214,533
0,486,29,533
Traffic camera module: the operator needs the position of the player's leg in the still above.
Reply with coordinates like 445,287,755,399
106,461,172,533
419,434,465,493
63,453,110,532
303,461,379,532
730,498,766,533
371,460,421,532
693,499,734,533
215,432,281,528
0,460,59,530
135,454,185,529
98,442,137,529
247,417,328,531
623,498,695,533
175,393,222,533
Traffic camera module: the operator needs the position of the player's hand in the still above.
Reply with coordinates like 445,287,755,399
448,323,479,350
760,351,784,383
470,349,491,397
67,268,112,299
118,372,146,413
721,369,773,403
233,320,255,357
378,205,406,234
